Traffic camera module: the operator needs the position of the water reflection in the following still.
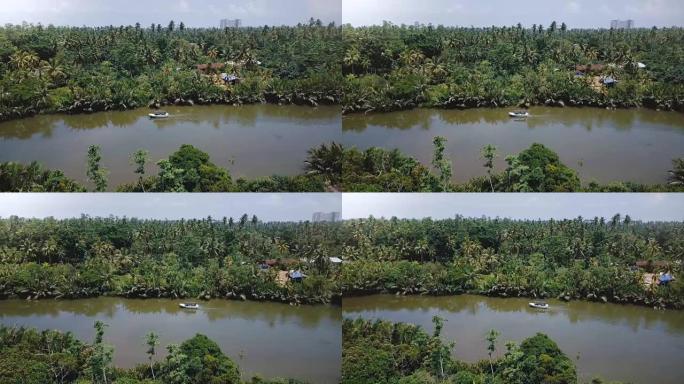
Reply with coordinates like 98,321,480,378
343,107,683,132
343,294,684,384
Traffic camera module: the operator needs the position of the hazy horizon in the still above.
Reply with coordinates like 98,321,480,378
0,0,341,27
342,193,684,222
343,0,684,28
0,193,341,222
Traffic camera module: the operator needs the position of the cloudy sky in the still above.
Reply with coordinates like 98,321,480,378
0,0,341,27
0,193,341,221
343,0,684,28
343,193,684,221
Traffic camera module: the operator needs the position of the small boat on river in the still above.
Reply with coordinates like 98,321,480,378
179,303,199,309
148,111,169,118
529,301,549,309
508,111,529,118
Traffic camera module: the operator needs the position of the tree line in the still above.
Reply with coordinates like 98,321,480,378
4,20,684,120
340,215,684,308
0,215,342,304
0,20,342,121
343,22,684,113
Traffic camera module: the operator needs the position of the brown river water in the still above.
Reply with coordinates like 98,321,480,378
2,106,682,188
342,107,684,184
0,297,341,383
0,104,341,189
343,294,684,384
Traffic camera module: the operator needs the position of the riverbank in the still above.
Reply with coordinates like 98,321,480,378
343,287,679,310
0,216,343,306
0,260,341,305
339,216,683,311
0,289,341,306
342,260,683,310
1,94,341,124
342,95,684,115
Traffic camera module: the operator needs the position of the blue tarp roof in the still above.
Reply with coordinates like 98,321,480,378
289,270,305,279
659,274,674,282
221,74,239,81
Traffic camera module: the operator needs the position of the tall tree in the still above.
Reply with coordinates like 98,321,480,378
432,136,452,192
145,331,159,379
86,145,108,192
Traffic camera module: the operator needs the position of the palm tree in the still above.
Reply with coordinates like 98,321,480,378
343,46,361,74
40,58,66,84
145,332,159,380
486,329,499,375
481,144,497,192
207,47,219,60
9,51,39,71
304,142,343,184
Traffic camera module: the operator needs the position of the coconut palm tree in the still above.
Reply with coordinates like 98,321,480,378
304,142,343,184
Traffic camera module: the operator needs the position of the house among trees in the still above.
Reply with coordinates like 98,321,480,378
659,273,674,286
636,260,675,289
601,76,618,87
288,270,307,282
220,73,240,85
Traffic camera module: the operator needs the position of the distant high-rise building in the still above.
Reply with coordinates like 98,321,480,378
220,19,242,28
312,212,341,222
610,19,634,29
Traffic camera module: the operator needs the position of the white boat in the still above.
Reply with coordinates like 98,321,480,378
148,111,169,118
529,302,549,309
179,303,199,309
508,111,529,118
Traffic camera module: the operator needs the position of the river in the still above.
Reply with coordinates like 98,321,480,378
0,104,340,188
342,107,684,184
343,294,684,384
0,297,341,383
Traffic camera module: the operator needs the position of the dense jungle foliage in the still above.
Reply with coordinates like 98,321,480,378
0,323,308,384
2,138,682,192
342,23,684,113
0,215,342,304
0,20,341,121
340,215,684,309
343,317,623,384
